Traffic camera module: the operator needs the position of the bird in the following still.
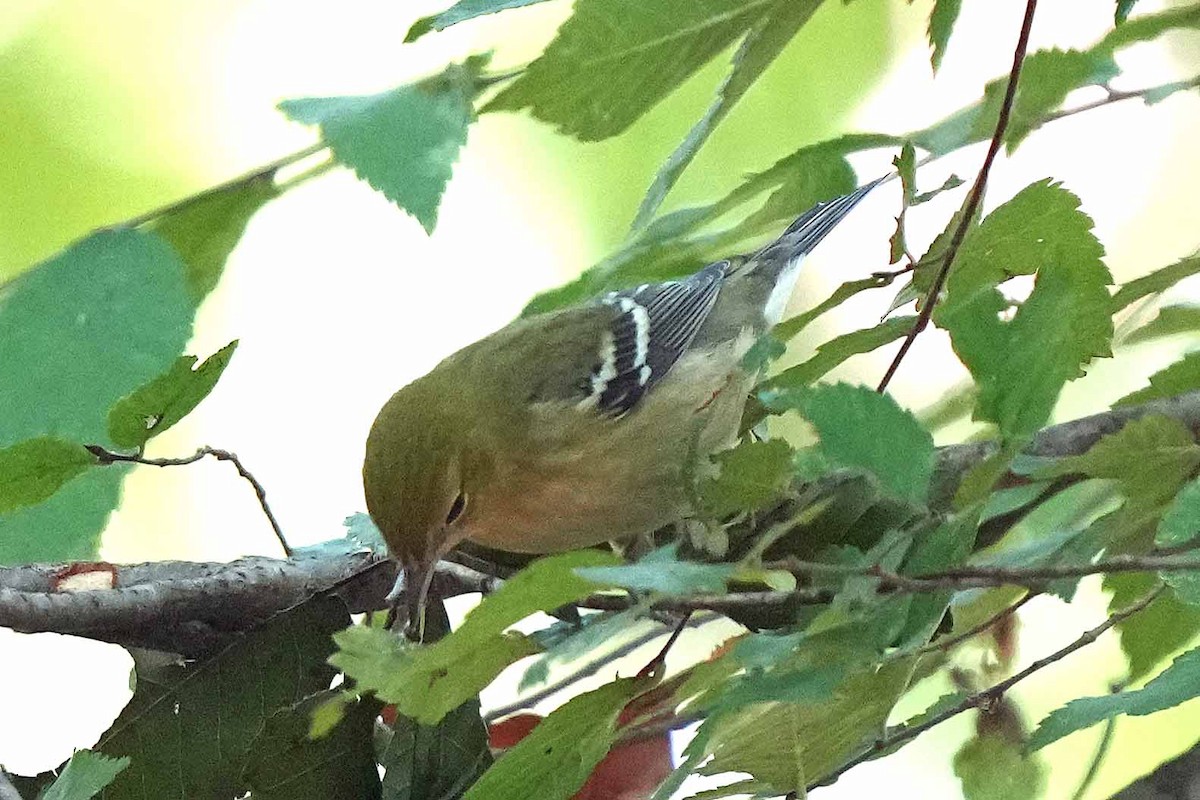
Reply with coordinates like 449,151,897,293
363,180,879,638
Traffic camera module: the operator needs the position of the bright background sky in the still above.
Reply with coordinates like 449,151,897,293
2,0,1200,796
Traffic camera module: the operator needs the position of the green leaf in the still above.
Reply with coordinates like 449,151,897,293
889,141,916,264
774,276,892,342
0,437,93,515
381,696,492,799
1116,0,1139,25
95,596,350,799
280,59,483,233
1004,49,1119,149
150,176,279,302
631,0,824,228
898,515,978,645
242,693,381,800
405,0,553,42
1109,571,1200,682
954,729,1044,800
332,550,618,724
0,229,192,564
912,173,965,206
106,340,238,448
463,678,645,800
765,315,916,392
927,0,962,71
1031,644,1200,751
695,702,806,793
41,750,131,800
700,438,795,517
762,383,934,504
1110,252,1200,311
1125,305,1200,345
576,544,734,595
487,0,770,141
1116,352,1200,407
936,180,1112,439
1157,477,1200,549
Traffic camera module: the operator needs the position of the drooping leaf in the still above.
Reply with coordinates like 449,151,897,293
382,696,492,799
762,382,934,504
631,0,825,229
95,596,350,799
151,176,279,302
954,728,1044,800
242,693,381,800
927,0,963,71
699,438,795,517
1157,477,1200,549
889,141,916,264
106,340,238,448
405,0,554,42
0,437,94,515
1031,644,1200,751
0,229,192,564
41,750,130,800
764,315,916,392
280,58,485,232
463,678,646,800
576,544,734,595
332,550,618,724
1116,352,1200,407
1125,305,1200,345
1110,252,1200,311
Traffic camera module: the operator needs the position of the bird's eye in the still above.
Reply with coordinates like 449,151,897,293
445,492,468,525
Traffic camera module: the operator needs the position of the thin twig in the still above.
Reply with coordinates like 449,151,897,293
88,444,291,557
1044,75,1200,126
876,0,1040,393
911,591,1037,657
814,583,1164,790
1070,683,1123,800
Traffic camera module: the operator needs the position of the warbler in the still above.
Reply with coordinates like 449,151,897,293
364,181,878,635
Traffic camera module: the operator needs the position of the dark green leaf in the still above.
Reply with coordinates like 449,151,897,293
632,0,824,228
280,59,484,232
382,696,492,799
765,315,916,391
762,382,935,504
405,0,553,42
106,340,238,448
898,515,978,645
700,438,795,517
1116,352,1200,407
0,437,93,515
1125,304,1200,344
151,177,279,302
0,230,191,564
1109,571,1200,682
487,0,768,141
332,550,618,724
576,544,734,594
740,333,787,372
96,596,350,799
1031,644,1200,750
243,693,381,800
928,0,963,71
954,729,1044,800
1157,477,1200,549
41,750,130,800
463,678,645,800
773,276,892,341
1110,252,1200,310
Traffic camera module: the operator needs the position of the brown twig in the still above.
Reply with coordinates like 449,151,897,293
876,0,1040,393
911,591,1036,656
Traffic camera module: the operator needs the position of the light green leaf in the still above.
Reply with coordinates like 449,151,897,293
1157,477,1200,549
405,0,553,42
927,0,962,71
700,438,795,517
1110,252,1200,311
381,696,492,799
1004,49,1119,149
42,750,131,800
280,59,483,233
1125,304,1200,344
1031,644,1200,751
632,0,824,228
696,702,806,793
1116,352,1200,407
774,276,892,342
151,177,279,302
576,544,734,595
106,340,238,448
0,437,94,515
463,678,645,800
761,383,935,504
955,729,1044,800
765,315,916,391
332,550,618,724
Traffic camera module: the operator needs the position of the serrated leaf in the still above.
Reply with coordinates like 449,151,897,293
382,696,492,799
332,550,618,724
576,544,734,595
927,0,962,71
765,315,916,392
106,340,238,448
463,678,645,800
954,729,1044,800
1005,49,1119,149
889,141,917,264
1031,644,1200,751
1110,252,1200,310
151,177,278,302
1109,571,1200,682
632,0,824,229
700,438,795,517
280,59,483,233
936,180,1112,439
41,750,130,800
0,229,191,564
242,693,381,800
487,0,770,141
0,437,94,515
405,0,553,42
696,702,806,793
95,596,350,799
1116,352,1200,407
761,383,934,504
1157,477,1200,549
1124,304,1200,344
